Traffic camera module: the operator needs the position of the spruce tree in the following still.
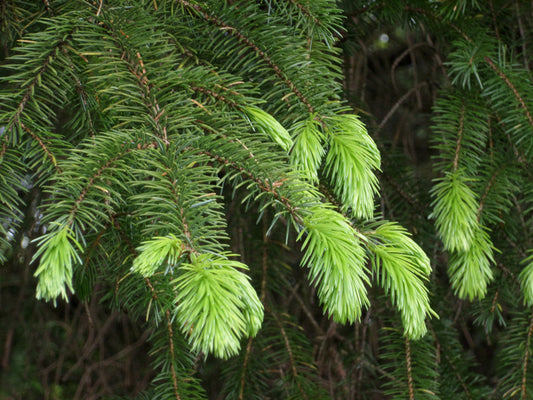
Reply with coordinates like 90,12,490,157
1,0,532,399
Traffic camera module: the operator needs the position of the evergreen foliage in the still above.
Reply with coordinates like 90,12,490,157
340,0,533,398
0,0,532,398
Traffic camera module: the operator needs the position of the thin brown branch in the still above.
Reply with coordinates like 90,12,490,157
477,166,500,219
268,306,309,400
288,0,321,27
453,102,465,171
190,85,239,108
179,0,315,114
20,122,62,174
485,56,533,129
521,311,533,399
197,149,301,222
405,336,415,400
96,0,103,17
377,81,428,131
391,42,429,91
63,311,121,381
166,309,182,400
278,273,324,336
488,292,501,319
429,322,473,400
238,337,254,400
382,173,420,208
407,34,422,109
67,152,124,226
0,137,8,160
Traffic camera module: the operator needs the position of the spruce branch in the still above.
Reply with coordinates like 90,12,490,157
100,24,171,144
288,0,321,28
405,336,415,400
7,36,70,134
196,149,302,221
20,122,61,173
66,149,127,226
237,337,254,400
485,56,533,130
452,102,465,172
521,312,533,399
178,0,316,114
268,306,309,400
166,309,182,400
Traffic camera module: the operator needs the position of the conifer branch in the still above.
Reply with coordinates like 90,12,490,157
129,51,169,144
521,312,533,399
190,86,239,109
103,25,170,144
111,215,136,256
403,6,470,41
20,122,61,173
429,325,474,400
268,306,309,400
9,37,69,131
485,56,533,129
67,150,127,226
197,149,301,221
111,217,184,399
166,309,182,400
453,102,465,172
405,334,415,400
179,0,315,114
477,166,500,219
238,337,254,400
73,77,96,138
161,173,199,255
288,0,321,27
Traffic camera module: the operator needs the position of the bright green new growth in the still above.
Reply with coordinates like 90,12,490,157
244,106,294,152
518,252,533,306
290,116,325,182
173,254,263,359
324,114,381,219
430,170,479,252
299,206,370,324
448,226,495,300
131,235,185,277
367,221,434,339
32,225,82,304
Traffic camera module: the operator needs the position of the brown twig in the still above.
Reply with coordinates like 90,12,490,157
405,336,415,400
485,56,533,129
